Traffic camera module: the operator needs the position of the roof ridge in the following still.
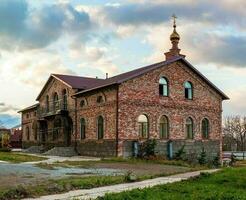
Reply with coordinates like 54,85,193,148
52,74,105,80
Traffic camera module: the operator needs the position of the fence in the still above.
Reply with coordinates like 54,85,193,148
223,151,246,160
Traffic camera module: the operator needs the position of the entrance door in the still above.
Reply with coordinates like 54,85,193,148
64,117,72,146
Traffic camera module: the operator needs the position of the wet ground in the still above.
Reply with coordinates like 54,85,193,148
0,162,123,189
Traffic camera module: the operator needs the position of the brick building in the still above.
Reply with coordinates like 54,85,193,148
19,22,229,160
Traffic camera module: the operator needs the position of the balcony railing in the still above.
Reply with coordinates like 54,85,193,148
38,99,69,118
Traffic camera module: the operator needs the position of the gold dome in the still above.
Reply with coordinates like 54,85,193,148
170,28,180,41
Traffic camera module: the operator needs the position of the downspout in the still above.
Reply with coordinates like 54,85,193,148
116,85,119,157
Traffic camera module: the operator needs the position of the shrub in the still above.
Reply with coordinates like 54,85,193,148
230,153,237,166
124,171,137,182
138,139,157,158
198,148,207,165
174,145,186,160
212,153,221,168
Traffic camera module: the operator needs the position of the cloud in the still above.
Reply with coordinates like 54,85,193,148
0,0,92,51
0,103,20,114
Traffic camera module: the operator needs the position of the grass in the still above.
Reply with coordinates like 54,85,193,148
99,167,246,200
0,152,47,163
0,176,125,200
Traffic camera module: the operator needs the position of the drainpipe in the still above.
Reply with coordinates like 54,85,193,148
116,85,119,157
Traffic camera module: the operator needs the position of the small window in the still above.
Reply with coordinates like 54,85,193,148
138,114,149,138
97,96,104,103
159,115,169,139
80,118,86,139
184,81,193,99
62,89,67,110
53,92,59,110
26,114,29,119
46,95,49,112
186,117,194,139
202,118,209,139
159,77,169,96
80,99,86,107
97,116,104,139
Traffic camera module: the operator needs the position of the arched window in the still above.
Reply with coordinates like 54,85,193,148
62,89,67,110
80,99,87,107
46,95,49,112
97,95,104,103
97,116,104,139
53,92,59,111
138,114,149,138
184,81,193,99
202,118,209,139
159,77,169,96
26,126,30,141
186,117,194,139
80,118,86,139
159,115,169,139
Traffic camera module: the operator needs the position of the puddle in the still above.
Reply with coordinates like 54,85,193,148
0,163,124,178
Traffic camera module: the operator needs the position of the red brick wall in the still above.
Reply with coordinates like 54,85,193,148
117,60,222,156
75,86,117,141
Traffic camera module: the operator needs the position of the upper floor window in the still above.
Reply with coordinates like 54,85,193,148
97,116,104,139
62,89,68,110
97,95,104,103
46,95,49,112
26,113,30,119
80,118,86,139
202,118,209,139
138,114,149,138
186,117,194,139
80,99,87,107
53,92,59,110
159,115,169,139
159,77,169,96
184,81,193,99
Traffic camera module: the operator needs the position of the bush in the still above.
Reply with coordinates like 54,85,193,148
198,148,207,165
124,171,137,182
138,139,157,158
0,148,11,152
212,153,221,168
230,153,237,166
174,145,186,160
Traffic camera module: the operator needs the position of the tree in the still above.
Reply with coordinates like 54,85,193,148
223,116,246,159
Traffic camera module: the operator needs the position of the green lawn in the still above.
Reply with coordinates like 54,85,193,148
0,152,47,163
100,167,246,200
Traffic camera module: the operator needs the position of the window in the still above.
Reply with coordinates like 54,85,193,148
62,89,67,110
184,81,193,99
186,117,194,139
138,114,149,138
159,115,169,139
46,95,49,112
159,77,169,96
97,116,104,139
80,99,87,107
80,118,86,139
202,118,209,139
26,113,29,119
97,95,104,103
26,126,30,140
53,93,59,110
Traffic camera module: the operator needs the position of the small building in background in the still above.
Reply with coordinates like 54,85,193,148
10,125,22,148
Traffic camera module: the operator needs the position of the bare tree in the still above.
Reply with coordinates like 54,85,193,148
223,116,246,159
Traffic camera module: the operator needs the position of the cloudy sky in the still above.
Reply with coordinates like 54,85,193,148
0,0,245,128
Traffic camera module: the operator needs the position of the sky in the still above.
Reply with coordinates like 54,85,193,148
0,0,246,128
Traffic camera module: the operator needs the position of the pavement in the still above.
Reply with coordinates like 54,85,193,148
23,169,219,200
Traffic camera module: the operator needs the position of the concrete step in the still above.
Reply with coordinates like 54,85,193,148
43,147,78,157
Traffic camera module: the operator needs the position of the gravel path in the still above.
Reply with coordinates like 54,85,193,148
23,169,219,200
